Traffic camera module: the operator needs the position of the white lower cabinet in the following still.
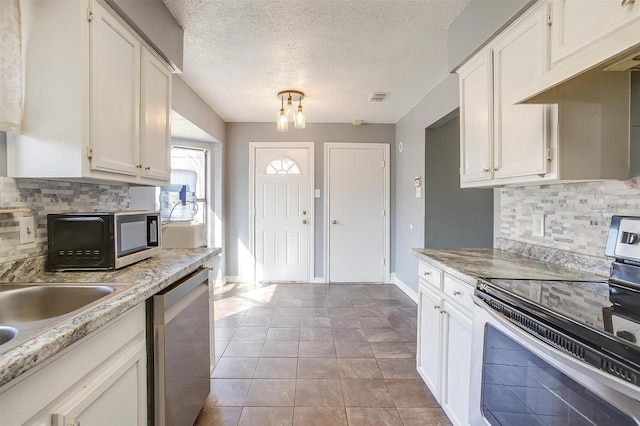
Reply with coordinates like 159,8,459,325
0,305,147,426
417,262,473,426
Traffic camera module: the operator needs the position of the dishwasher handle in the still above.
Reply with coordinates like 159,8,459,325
153,267,208,325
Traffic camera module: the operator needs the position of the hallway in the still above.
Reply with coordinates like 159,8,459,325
195,282,451,426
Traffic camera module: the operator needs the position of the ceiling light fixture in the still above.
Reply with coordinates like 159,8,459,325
277,90,305,132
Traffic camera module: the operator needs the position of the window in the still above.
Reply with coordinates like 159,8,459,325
159,146,207,223
265,157,300,175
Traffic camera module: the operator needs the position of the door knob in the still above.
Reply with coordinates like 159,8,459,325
302,220,308,225
332,220,337,225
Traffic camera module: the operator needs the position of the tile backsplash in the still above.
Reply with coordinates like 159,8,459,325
500,178,640,260
0,177,129,263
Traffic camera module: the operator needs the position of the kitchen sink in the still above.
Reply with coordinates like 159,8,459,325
0,326,17,346
0,285,115,323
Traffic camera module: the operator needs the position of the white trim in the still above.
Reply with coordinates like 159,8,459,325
225,275,253,283
391,273,418,304
312,277,326,284
249,142,315,283
324,142,391,283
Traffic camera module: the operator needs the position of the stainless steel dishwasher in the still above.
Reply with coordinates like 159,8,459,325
152,267,210,426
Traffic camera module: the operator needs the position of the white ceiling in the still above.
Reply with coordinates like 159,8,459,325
162,0,470,124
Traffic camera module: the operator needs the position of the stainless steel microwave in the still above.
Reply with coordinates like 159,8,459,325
47,211,161,271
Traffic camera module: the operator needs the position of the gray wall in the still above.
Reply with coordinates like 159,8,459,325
447,0,533,71
394,74,460,291
425,114,493,248
224,122,396,280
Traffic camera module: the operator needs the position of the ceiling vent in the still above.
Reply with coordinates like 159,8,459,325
367,92,390,102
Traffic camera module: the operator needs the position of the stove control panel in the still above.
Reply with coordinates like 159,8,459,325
605,216,640,261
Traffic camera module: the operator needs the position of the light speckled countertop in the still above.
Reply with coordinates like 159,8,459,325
410,248,606,286
0,247,221,388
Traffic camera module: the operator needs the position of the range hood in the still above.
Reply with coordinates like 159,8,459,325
515,47,640,105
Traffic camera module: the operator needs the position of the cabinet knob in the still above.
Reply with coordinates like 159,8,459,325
622,0,635,6
302,219,308,225
332,220,337,225
453,290,462,296
482,168,490,173
423,271,431,276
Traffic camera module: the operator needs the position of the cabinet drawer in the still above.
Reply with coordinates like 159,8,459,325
418,262,443,290
443,274,474,312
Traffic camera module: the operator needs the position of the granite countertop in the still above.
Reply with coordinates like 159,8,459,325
0,247,221,388
411,248,607,286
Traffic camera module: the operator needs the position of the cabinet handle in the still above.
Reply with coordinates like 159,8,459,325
482,168,490,173
136,164,142,169
144,166,151,171
453,290,462,296
622,0,635,6
423,271,431,276
491,168,499,172
440,310,447,314
433,304,440,310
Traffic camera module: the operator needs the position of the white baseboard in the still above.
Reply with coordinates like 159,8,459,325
225,275,252,283
390,273,418,304
312,277,326,283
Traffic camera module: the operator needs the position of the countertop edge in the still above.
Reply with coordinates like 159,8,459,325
410,248,479,286
0,247,221,388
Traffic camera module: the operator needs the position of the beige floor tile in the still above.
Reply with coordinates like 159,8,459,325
260,341,300,357
386,380,439,408
341,379,395,408
301,316,332,328
212,358,258,379
275,307,302,317
239,315,272,327
295,379,344,407
377,359,422,380
245,379,296,406
301,307,329,317
397,408,452,425
223,340,264,357
215,327,238,340
270,316,302,328
238,407,293,426
330,315,362,328
338,358,384,379
299,327,333,341
298,341,336,357
208,379,251,406
345,407,403,426
334,341,374,358
293,407,348,426
266,327,301,341
297,357,340,379
254,357,298,379
194,406,243,426
364,328,403,343
332,328,368,342
370,342,414,359
232,327,269,341
360,317,393,328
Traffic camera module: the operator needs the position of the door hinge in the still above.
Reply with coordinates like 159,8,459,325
87,7,93,22
547,4,552,25
547,148,553,161
87,146,93,159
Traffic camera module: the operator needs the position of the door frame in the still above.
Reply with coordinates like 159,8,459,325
324,142,390,283
249,142,315,283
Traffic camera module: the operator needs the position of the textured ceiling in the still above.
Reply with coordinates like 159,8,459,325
163,0,470,124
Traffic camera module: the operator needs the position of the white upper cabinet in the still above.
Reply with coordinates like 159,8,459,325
458,2,555,188
7,0,172,186
549,0,640,68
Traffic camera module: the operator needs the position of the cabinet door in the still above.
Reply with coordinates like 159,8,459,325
140,47,172,182
417,283,443,399
90,2,141,176
441,301,472,426
550,0,640,67
51,343,147,426
492,4,549,180
459,50,493,185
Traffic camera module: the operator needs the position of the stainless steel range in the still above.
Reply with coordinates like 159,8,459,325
470,216,640,425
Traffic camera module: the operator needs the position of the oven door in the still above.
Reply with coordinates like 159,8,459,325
469,296,640,426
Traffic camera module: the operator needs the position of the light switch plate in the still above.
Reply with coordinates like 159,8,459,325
532,214,545,237
20,216,35,245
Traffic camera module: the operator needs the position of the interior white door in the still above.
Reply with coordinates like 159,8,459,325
326,144,389,283
254,147,311,282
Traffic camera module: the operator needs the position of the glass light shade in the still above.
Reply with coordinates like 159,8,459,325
285,94,295,122
277,108,288,132
295,104,305,129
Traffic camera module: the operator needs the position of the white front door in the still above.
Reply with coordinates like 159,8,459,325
252,144,313,282
325,143,390,283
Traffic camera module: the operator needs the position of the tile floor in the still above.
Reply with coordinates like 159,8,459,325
194,282,451,426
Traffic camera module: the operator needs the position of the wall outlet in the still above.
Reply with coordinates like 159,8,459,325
19,216,36,245
532,214,545,237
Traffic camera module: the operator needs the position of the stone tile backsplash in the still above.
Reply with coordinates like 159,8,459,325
500,178,640,261
0,177,129,263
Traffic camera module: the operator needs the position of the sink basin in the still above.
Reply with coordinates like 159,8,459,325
0,326,17,346
0,285,115,323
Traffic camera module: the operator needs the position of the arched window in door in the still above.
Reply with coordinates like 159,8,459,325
265,157,301,175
